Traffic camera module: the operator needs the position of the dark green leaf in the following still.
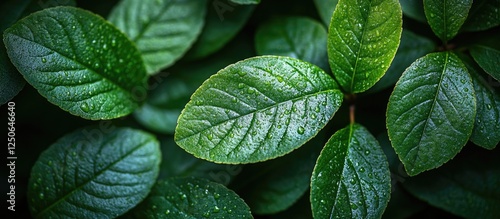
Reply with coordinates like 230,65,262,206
460,55,500,149
369,30,436,92
313,0,338,25
28,127,161,218
423,0,473,42
1,44,25,105
230,0,260,4
3,6,148,120
462,0,500,32
126,177,252,219
311,124,391,219
175,56,343,164
255,16,329,71
399,0,426,23
470,45,500,82
328,0,402,93
387,52,476,176
185,3,255,60
403,148,500,219
108,0,206,74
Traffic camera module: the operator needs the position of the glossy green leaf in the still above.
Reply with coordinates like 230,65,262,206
470,45,500,82
403,148,500,219
159,137,241,186
313,0,338,25
230,0,260,4
27,127,161,219
369,30,435,92
423,0,473,42
462,0,500,32
126,177,252,219
175,56,343,164
1,40,25,105
235,134,323,214
185,3,255,60
460,55,500,149
328,0,402,93
3,6,148,120
311,124,391,219
255,16,329,71
399,0,426,23
108,0,206,74
387,52,476,176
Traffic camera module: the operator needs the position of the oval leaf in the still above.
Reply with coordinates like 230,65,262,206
470,45,500,82
423,0,473,42
27,127,161,218
108,0,206,74
313,0,339,25
461,0,500,32
328,0,402,93
126,177,252,219
311,124,391,219
3,6,148,120
255,16,329,71
175,56,343,164
387,52,476,176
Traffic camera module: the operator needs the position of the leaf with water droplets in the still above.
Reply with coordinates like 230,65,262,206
327,0,402,93
27,127,161,218
125,177,252,219
387,52,476,176
175,56,343,164
310,124,391,218
470,45,500,82
108,0,206,74
461,0,500,32
423,0,473,42
3,6,147,119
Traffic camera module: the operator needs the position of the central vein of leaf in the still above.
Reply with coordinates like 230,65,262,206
350,4,372,92
131,1,174,42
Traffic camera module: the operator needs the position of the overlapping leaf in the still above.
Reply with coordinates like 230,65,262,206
387,52,476,176
470,45,500,82
28,127,161,218
462,0,500,32
108,0,206,74
3,6,147,120
399,0,426,23
313,0,338,25
423,0,473,42
230,0,260,4
328,0,402,93
311,124,391,219
175,56,343,164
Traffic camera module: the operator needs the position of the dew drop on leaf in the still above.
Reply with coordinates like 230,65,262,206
80,103,90,112
297,126,305,135
41,58,47,63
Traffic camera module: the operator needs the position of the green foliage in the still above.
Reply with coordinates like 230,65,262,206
2,0,499,218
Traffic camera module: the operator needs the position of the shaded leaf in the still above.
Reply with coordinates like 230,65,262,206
255,16,329,71
175,56,343,164
1,43,25,105
126,177,252,219
311,124,391,219
108,0,206,74
28,127,161,218
462,0,500,32
399,0,426,23
230,0,260,4
3,6,148,120
423,0,473,42
470,45,500,82
387,52,476,176
313,0,338,25
328,0,402,93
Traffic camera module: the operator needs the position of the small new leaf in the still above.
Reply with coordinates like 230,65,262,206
328,0,402,93
311,124,391,219
175,56,343,164
423,0,473,42
387,52,476,176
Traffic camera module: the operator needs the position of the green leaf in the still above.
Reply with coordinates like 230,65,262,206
470,45,500,82
399,0,426,23
423,0,473,42
403,148,500,219
175,56,343,164
230,0,260,4
369,30,436,92
159,137,241,186
460,55,500,149
328,0,402,93
185,3,255,60
462,0,500,32
255,16,329,71
313,0,338,25
27,127,161,219
386,52,476,176
108,0,206,74
126,177,253,219
235,134,323,214
3,6,148,120
310,124,391,219
1,42,25,105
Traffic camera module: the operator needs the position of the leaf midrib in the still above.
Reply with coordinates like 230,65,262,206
131,0,175,42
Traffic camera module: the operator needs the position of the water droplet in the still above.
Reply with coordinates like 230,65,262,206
237,71,247,77
267,133,273,139
464,88,469,92
207,134,214,140
277,76,284,82
94,63,100,68
165,210,170,215
231,97,238,103
359,167,365,172
351,202,358,210
315,106,321,112
39,193,44,200
103,44,108,50
92,39,96,44
364,150,370,155
486,104,492,110
460,79,466,84
119,59,124,63
214,193,220,199
80,103,90,112
349,178,356,185
311,114,317,119
297,126,305,135
41,58,47,63
213,206,220,213
111,39,117,47
238,83,245,89
247,88,255,94
71,25,76,29
203,212,210,217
